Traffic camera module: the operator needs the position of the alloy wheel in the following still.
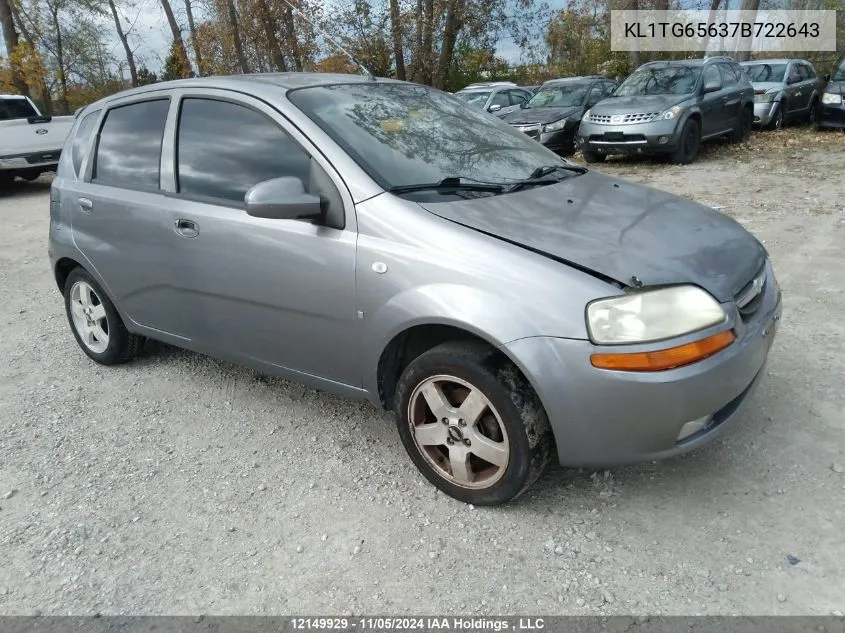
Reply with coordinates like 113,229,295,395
407,375,510,489
69,281,110,354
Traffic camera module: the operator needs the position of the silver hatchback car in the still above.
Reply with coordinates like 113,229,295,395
49,73,782,505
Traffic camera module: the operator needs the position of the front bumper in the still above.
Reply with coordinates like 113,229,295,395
817,100,845,129
504,260,782,468
576,117,682,155
752,100,778,125
510,121,578,152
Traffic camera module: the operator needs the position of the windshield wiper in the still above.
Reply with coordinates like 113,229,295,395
505,163,587,193
389,177,504,195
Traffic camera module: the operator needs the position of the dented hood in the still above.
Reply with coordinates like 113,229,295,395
419,170,766,302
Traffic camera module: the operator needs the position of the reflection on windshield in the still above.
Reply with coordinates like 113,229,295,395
287,83,561,189
526,85,588,108
614,67,701,96
454,91,491,107
744,63,787,83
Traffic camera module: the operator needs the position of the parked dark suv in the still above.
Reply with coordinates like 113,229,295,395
501,76,618,156
818,55,845,131
576,57,754,164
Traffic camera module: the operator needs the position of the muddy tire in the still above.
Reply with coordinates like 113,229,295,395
394,341,553,506
732,107,753,143
670,118,701,164
767,103,784,131
581,150,606,163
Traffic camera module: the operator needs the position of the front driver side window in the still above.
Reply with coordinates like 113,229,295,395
176,97,311,203
703,65,722,91
489,91,510,108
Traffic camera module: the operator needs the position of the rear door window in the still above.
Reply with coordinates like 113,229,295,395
71,110,100,176
175,97,311,204
489,91,510,108
0,97,39,120
718,63,738,86
92,99,170,190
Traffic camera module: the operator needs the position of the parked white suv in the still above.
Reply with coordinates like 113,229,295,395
1,95,74,185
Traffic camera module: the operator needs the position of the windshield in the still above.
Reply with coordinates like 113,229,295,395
614,67,701,96
287,83,564,189
454,90,491,107
0,97,38,121
526,84,589,108
833,58,845,81
743,63,788,83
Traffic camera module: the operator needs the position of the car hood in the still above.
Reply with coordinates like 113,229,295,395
419,171,765,302
751,81,783,92
502,106,580,125
825,80,845,95
590,95,685,115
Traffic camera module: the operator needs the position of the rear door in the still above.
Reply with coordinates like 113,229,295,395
68,94,191,337
699,64,726,137
785,63,805,114
717,62,743,127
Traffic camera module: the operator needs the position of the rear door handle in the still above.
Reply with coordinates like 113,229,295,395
174,218,199,238
78,197,93,212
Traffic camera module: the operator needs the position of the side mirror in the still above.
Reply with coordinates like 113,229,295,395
27,115,52,124
702,80,721,94
245,177,323,221
488,104,503,112
823,73,831,82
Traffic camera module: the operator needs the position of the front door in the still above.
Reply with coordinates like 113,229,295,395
161,92,360,387
699,65,726,137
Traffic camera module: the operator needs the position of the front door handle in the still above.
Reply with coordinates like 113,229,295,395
78,197,93,212
174,218,199,238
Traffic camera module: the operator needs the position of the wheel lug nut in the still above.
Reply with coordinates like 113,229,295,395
441,418,449,425
458,419,466,427
446,437,454,445
463,438,471,447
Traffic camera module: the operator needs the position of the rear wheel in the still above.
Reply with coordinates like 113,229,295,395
732,108,753,143
669,118,701,164
64,267,145,365
394,341,553,506
808,98,818,125
0,173,13,187
581,149,605,163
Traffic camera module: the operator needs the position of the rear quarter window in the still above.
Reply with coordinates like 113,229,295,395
71,110,100,177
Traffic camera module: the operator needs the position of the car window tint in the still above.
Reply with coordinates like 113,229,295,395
703,65,722,89
72,110,100,176
603,82,617,96
788,65,802,82
489,91,510,107
588,85,603,103
176,97,311,203
510,90,529,105
93,99,169,190
718,63,738,86
0,97,39,120
804,64,816,79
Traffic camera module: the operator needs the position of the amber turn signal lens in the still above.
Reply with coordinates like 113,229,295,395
590,330,736,372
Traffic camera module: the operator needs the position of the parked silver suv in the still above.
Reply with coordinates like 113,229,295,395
453,82,534,118
49,73,781,505
577,57,753,164
739,59,823,130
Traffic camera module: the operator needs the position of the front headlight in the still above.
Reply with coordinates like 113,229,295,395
822,92,843,105
658,105,684,120
583,108,592,120
753,89,777,103
543,118,568,133
586,285,727,345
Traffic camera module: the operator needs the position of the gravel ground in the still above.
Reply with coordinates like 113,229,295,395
1,127,844,616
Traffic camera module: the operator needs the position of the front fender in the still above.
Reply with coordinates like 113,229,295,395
360,283,544,397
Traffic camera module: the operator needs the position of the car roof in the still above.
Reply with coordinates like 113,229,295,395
0,94,28,99
541,76,604,85
82,72,405,109
639,57,735,69
740,59,807,65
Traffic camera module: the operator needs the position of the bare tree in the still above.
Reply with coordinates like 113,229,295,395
256,0,286,71
735,0,759,61
183,0,203,75
226,0,249,73
389,0,405,79
434,0,462,88
106,0,137,85
158,0,191,74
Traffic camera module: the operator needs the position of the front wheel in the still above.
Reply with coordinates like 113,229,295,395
394,341,553,506
808,98,818,125
669,118,701,164
581,149,606,163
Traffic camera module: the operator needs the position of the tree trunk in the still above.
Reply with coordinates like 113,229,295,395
226,0,249,73
389,0,405,80
282,3,302,72
624,0,641,69
9,3,50,111
433,0,461,89
159,0,191,74
107,0,138,86
48,2,70,113
419,0,434,84
697,0,722,58
256,0,286,71
184,0,204,75
410,0,421,81
735,0,759,61
0,0,29,96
